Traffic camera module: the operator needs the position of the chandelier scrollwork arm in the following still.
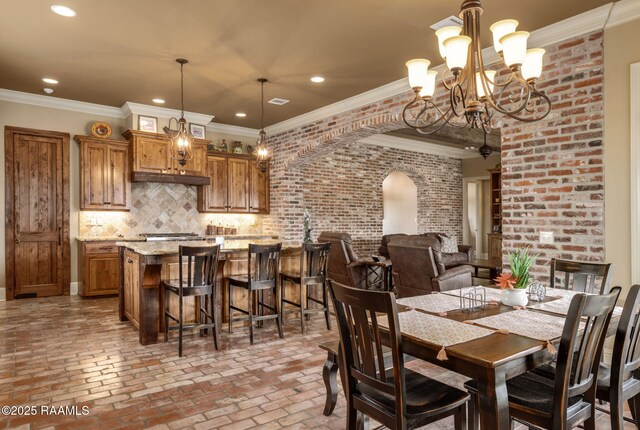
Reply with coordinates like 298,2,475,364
402,0,552,142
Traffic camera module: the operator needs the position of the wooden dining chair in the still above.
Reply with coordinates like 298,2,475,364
549,258,613,294
465,287,621,430
228,243,283,345
162,245,220,357
327,279,469,430
595,284,640,428
279,241,331,334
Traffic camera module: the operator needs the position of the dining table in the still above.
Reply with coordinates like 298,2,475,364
376,286,621,430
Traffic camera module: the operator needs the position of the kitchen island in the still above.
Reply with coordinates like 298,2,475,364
117,240,301,345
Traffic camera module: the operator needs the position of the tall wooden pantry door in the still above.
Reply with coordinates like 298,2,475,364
5,127,70,300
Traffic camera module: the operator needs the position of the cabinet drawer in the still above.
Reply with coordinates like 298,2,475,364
84,241,118,254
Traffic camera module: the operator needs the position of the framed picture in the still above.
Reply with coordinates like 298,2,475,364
189,123,206,139
138,115,158,133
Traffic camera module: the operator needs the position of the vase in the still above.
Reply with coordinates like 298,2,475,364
500,288,529,307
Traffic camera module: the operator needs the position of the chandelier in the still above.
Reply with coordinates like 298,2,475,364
254,78,272,172
403,0,551,135
165,58,194,166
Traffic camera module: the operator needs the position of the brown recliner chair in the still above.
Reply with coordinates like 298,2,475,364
317,232,369,289
387,236,473,297
378,232,473,269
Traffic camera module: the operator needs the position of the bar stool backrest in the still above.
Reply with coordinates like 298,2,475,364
549,258,613,294
300,242,331,285
178,245,220,290
249,243,282,288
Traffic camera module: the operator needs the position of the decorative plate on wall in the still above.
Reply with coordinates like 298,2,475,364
90,121,112,138
246,145,254,155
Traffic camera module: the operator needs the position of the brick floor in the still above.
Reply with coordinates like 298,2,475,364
0,296,634,429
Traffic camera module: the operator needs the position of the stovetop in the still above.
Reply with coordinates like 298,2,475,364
139,233,205,242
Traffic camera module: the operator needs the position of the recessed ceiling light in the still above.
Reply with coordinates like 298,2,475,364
152,98,165,104
465,146,477,150
43,88,54,94
310,76,325,83
51,5,76,17
235,113,247,118
42,78,58,84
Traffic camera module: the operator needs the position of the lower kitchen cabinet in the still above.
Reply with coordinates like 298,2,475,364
78,241,120,297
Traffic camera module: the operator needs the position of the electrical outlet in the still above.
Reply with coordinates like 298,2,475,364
90,218,98,226
97,218,103,226
539,231,554,244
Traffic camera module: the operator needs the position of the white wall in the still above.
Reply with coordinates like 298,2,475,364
382,171,418,235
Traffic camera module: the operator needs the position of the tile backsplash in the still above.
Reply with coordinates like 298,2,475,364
79,182,262,237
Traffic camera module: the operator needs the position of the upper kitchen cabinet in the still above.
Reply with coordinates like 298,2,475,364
75,135,131,211
249,159,269,214
122,130,210,186
198,153,269,214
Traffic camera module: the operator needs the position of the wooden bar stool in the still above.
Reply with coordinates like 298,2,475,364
162,245,220,357
280,242,331,334
228,243,283,345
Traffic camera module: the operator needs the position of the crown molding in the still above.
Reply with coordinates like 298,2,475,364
265,2,634,135
607,0,640,28
359,134,479,159
0,88,124,118
207,122,259,138
120,102,214,125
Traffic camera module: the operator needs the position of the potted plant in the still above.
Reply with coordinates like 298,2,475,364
494,247,536,306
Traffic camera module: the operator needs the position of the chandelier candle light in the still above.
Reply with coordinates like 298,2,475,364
165,58,194,167
403,0,551,135
254,78,272,173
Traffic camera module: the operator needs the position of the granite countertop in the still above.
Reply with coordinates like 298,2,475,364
116,239,300,256
77,236,145,242
79,234,277,242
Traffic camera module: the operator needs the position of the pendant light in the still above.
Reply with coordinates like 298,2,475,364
165,58,194,166
254,78,272,172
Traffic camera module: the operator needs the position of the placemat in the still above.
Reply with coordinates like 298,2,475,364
469,309,575,352
396,293,463,314
377,310,495,360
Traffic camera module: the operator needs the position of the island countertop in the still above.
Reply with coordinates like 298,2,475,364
116,239,300,256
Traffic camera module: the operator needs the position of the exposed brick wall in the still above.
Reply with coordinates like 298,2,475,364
300,142,462,256
264,30,605,278
500,31,605,279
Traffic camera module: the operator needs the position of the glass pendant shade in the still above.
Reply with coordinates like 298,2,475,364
521,48,546,81
500,31,530,68
419,70,438,98
475,70,496,99
490,19,519,53
444,36,471,71
435,26,462,58
406,59,431,89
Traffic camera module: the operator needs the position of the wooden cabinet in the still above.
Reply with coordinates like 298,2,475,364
123,249,140,326
488,233,503,260
228,158,249,212
78,241,120,297
249,160,270,214
123,129,210,185
198,153,269,214
488,167,502,260
75,135,131,211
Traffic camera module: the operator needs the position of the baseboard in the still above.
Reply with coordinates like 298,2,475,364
0,287,5,301
70,282,80,295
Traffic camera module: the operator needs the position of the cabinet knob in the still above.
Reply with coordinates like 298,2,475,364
127,259,133,264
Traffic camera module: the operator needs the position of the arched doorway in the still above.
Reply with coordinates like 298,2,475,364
382,172,418,235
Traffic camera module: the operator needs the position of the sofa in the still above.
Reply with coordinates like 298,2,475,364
379,233,473,268
387,235,473,297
